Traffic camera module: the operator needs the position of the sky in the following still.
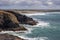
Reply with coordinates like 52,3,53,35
0,0,60,9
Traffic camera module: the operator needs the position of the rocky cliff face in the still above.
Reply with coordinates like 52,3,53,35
0,11,27,31
0,10,37,31
5,10,37,25
0,33,24,40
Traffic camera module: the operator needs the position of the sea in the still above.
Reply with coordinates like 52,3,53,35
1,12,60,40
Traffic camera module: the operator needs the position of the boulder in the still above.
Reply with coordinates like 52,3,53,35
0,33,24,40
0,11,27,31
5,10,38,25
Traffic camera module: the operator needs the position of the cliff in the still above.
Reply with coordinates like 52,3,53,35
0,11,27,31
5,10,37,25
0,10,37,31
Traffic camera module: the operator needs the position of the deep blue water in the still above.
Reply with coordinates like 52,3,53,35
25,12,60,40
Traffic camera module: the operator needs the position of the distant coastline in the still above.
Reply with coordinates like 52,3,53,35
0,9,60,12
0,9,60,14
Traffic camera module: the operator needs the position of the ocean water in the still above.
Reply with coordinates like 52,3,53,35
21,12,60,40
1,12,60,40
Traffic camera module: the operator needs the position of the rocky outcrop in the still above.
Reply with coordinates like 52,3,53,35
0,11,27,31
5,10,38,25
0,10,38,31
0,33,24,40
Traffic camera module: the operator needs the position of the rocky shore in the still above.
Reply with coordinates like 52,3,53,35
0,10,37,31
0,33,24,40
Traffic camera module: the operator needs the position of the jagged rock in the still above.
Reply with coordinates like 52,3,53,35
5,10,38,25
0,11,27,31
0,33,24,40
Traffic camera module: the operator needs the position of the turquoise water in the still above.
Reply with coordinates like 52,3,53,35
24,12,60,40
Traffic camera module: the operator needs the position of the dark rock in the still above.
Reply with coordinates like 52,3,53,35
0,11,27,31
0,33,24,40
5,10,38,25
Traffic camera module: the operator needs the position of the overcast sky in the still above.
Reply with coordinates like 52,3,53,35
0,0,60,9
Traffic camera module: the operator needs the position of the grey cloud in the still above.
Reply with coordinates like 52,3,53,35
0,0,60,9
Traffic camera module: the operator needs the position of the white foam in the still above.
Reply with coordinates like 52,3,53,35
18,36,49,40
36,21,49,26
26,28,32,34
31,21,50,28
23,13,46,16
21,18,50,28
27,37,49,40
13,34,47,40
0,31,28,34
39,37,49,40
30,17,50,27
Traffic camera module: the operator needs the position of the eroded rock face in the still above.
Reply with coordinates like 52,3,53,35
0,11,27,31
5,10,38,25
0,33,24,40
